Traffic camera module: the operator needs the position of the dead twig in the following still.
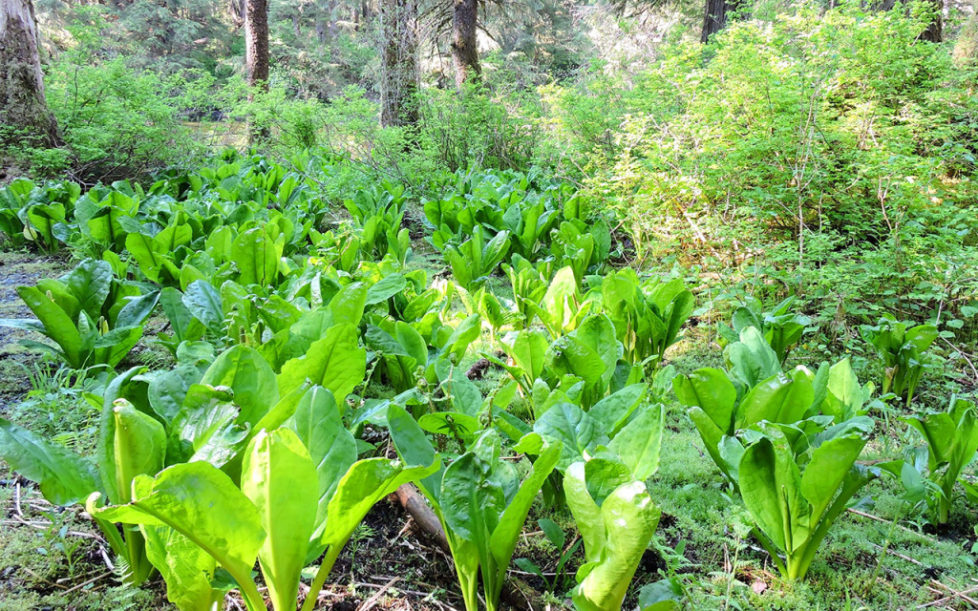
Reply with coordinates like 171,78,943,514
2,518,107,542
868,542,926,567
847,509,937,542
61,571,112,596
357,576,400,611
927,580,978,608
941,337,978,386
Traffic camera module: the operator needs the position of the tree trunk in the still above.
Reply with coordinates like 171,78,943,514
315,0,338,44
229,0,244,28
315,16,326,43
380,0,419,127
0,0,61,147
244,0,269,143
870,0,943,42
245,0,269,90
452,0,480,89
700,0,744,43
920,0,943,42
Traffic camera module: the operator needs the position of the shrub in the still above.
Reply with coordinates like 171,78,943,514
540,2,978,269
40,59,204,183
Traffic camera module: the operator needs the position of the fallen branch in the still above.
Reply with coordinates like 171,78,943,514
392,484,448,550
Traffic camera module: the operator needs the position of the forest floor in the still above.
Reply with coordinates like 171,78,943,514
0,245,976,611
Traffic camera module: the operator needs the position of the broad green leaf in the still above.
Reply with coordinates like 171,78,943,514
608,404,664,480
169,387,247,468
725,326,781,388
905,412,957,468
242,429,318,611
98,399,166,505
492,449,562,562
590,384,648,435
538,266,578,333
395,321,428,366
418,412,482,440
277,323,365,402
324,283,365,324
534,403,604,471
182,280,223,335
290,387,356,532
739,437,810,553
442,314,481,363
386,404,443,503
64,258,113,320
126,233,169,284
547,314,621,393
201,345,279,426
0,417,99,505
800,434,867,523
232,227,281,286
94,462,265,607
582,458,633,507
16,285,85,367
321,456,440,549
365,273,407,305
506,329,548,383
117,290,161,328
906,325,938,353
823,358,865,419
673,368,737,433
155,222,193,252
147,365,201,423
739,371,813,428
142,525,222,611
686,407,729,480
93,325,144,368
160,287,203,343
486,444,561,604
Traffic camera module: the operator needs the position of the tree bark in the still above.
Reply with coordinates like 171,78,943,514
451,0,480,89
700,0,744,43
229,0,244,28
380,0,419,127
244,0,269,143
919,0,943,42
870,0,943,42
245,0,269,90
0,0,61,147
315,0,338,44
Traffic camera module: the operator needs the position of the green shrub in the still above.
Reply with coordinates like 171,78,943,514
415,82,540,173
41,59,204,183
540,3,978,268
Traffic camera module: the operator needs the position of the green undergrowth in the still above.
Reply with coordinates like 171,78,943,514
0,150,975,611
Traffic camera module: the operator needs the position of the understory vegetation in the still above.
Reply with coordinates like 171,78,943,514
1,0,977,610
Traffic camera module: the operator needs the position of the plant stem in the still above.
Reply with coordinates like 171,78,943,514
300,545,341,611
124,526,152,585
864,511,901,597
460,574,480,611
